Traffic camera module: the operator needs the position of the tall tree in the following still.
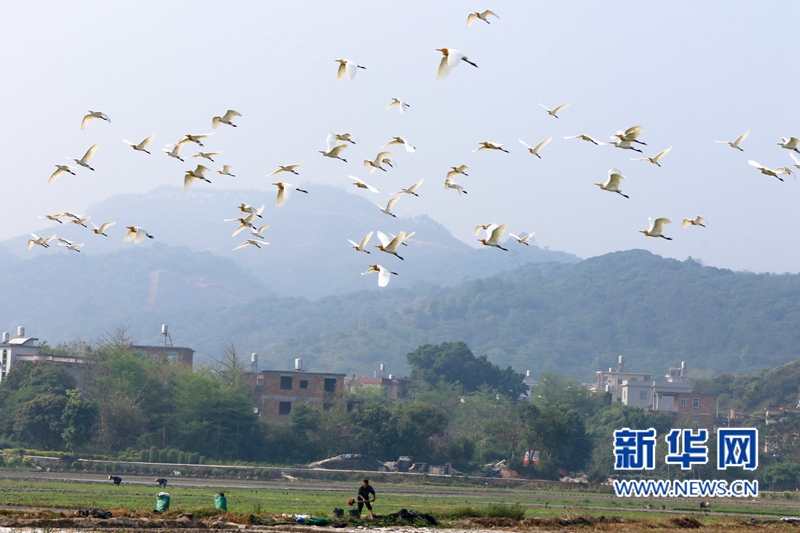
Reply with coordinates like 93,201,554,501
61,389,99,452
13,394,68,449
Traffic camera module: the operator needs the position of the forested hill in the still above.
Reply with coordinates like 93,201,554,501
261,249,800,379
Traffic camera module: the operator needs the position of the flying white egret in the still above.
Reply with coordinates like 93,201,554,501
473,141,508,153
436,48,478,80
123,226,154,243
362,264,398,287
632,146,672,167
447,165,469,180
217,165,235,177
336,59,366,80
610,139,643,153
682,216,706,228
319,135,348,162
778,137,800,153
332,132,357,144
790,153,800,169
383,137,416,153
68,142,100,171
268,163,304,177
234,239,266,250
237,204,264,218
444,178,467,196
48,165,76,183
467,9,499,25
273,182,308,207
519,138,552,158
163,143,185,162
393,179,424,197
376,197,400,217
58,239,84,252
595,168,629,198
169,133,214,147
478,224,508,251
67,215,91,227
123,134,155,154
509,232,535,245
212,110,242,128
38,213,64,224
611,125,646,145
250,225,269,239
349,231,374,253
748,160,789,181
387,98,410,113
474,224,492,236
364,151,392,173
58,211,82,221
564,134,605,146
716,131,750,151
191,151,222,162
349,175,380,193
91,221,116,236
375,231,413,260
224,214,257,236
80,111,110,130
640,218,672,240
539,103,569,118
27,234,56,249
184,165,212,190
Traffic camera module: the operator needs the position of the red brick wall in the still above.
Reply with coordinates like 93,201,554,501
249,371,344,421
673,393,715,431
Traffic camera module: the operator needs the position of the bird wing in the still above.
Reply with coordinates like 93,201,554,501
376,231,391,246
521,233,534,243
696,217,705,225
224,110,241,121
289,162,304,170
375,151,392,163
509,233,521,241
82,142,100,162
623,125,644,141
533,137,552,152
254,225,268,235
48,168,65,184
734,131,750,146
682,219,692,229
653,146,672,161
748,160,764,169
211,116,221,129
336,61,346,80
387,99,399,109
791,153,800,166
134,229,146,244
377,266,391,287
408,179,423,192
563,135,580,140
482,9,499,19
630,157,648,162
345,60,357,79
519,140,533,150
386,196,399,211
58,237,72,245
27,239,35,249
466,13,478,26
195,164,209,176
436,56,452,80
386,232,405,251
607,171,624,188
446,170,458,180
267,168,283,177
99,221,116,233
489,224,507,244
326,132,338,151
123,229,136,243
183,174,195,191
329,144,348,156
652,218,671,233
80,114,94,130
139,134,155,149
790,137,800,148
233,241,251,250
552,103,570,114
276,186,293,207
359,231,374,249
447,50,464,68
232,224,248,236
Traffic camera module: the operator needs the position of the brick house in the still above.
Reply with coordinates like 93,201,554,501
670,393,715,431
249,369,345,420
128,345,194,366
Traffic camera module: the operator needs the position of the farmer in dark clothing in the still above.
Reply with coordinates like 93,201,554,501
108,475,122,485
155,478,168,488
357,479,376,518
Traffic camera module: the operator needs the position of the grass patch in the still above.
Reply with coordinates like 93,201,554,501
438,502,526,520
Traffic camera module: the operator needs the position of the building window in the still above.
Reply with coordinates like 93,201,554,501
2,349,7,366
630,377,637,381
693,398,700,408
299,380,308,389
278,402,291,415
617,378,622,385
167,352,178,362
639,390,648,400
324,378,336,392
280,376,293,390
693,418,699,427
680,398,687,407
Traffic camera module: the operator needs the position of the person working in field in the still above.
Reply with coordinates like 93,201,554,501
155,478,168,488
108,475,122,485
357,479,376,518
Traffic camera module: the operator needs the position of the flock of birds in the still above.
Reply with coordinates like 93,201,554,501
30,10,800,287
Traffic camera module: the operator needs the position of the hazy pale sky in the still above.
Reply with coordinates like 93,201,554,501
2,2,799,273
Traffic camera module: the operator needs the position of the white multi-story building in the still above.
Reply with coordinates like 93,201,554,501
0,327,39,381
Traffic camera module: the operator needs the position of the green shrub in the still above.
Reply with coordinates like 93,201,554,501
177,451,186,464
139,449,150,462
149,446,159,463
437,503,525,520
